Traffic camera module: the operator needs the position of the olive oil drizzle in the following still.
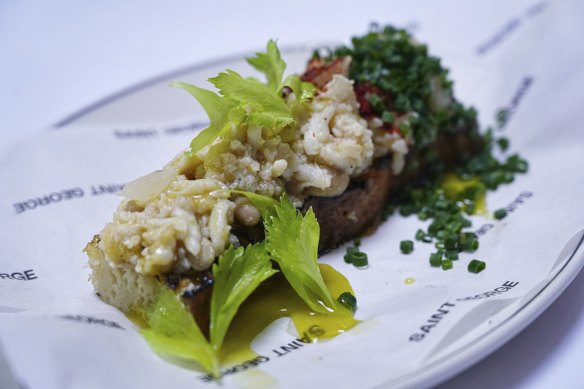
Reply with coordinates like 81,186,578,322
129,264,358,367
220,264,358,364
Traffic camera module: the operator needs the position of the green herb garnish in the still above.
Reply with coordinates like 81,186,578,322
173,40,315,158
441,259,453,270
141,289,219,377
210,244,278,350
493,208,508,220
265,195,336,313
337,292,358,314
351,252,369,268
468,259,486,273
400,240,414,254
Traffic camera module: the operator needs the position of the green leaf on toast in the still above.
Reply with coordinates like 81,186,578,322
283,75,317,103
230,190,278,218
170,81,239,156
209,70,295,131
246,40,286,92
210,244,278,350
140,288,219,377
264,195,336,313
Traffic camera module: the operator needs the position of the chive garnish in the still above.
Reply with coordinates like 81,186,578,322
344,246,359,263
429,252,442,267
323,26,529,272
494,208,508,220
352,252,368,268
400,240,414,254
468,259,486,273
441,260,453,270
337,292,357,313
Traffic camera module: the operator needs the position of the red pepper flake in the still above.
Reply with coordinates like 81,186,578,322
354,82,382,118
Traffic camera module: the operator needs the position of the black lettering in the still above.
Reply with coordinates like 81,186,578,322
49,192,62,202
526,2,548,18
428,308,450,323
24,200,37,210
60,190,72,201
280,344,302,353
114,128,158,139
23,269,37,280
10,273,25,280
272,349,286,357
109,321,123,329
0,273,9,279
72,188,84,198
420,324,435,333
37,196,51,206
477,18,521,55
503,281,519,288
298,333,311,343
13,203,25,214
409,333,425,342
494,287,510,293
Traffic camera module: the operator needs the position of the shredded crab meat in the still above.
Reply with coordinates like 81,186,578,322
97,74,408,275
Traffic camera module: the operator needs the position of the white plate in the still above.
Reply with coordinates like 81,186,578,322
1,45,583,389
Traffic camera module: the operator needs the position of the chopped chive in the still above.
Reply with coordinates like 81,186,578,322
446,250,459,260
462,238,479,252
400,240,414,254
441,259,453,270
337,292,357,313
353,237,361,247
352,252,368,268
444,235,457,250
497,137,510,151
344,246,359,263
429,252,442,267
468,259,486,273
415,229,426,241
494,208,507,220
381,111,395,123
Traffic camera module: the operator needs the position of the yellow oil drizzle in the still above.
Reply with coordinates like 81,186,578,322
126,264,358,369
404,277,415,285
219,264,358,364
440,172,487,215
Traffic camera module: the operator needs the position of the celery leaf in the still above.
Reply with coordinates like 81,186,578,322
170,81,239,156
140,288,219,376
209,70,295,131
265,196,336,313
210,244,278,350
246,40,286,92
230,190,278,218
283,75,317,103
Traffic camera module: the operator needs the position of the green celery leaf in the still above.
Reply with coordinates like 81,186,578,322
246,40,286,92
170,81,239,156
209,70,295,131
140,288,219,376
230,190,278,218
283,75,317,103
210,244,278,349
265,196,336,313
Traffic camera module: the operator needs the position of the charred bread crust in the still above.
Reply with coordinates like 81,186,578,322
309,127,483,252
167,271,214,337
304,157,392,252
